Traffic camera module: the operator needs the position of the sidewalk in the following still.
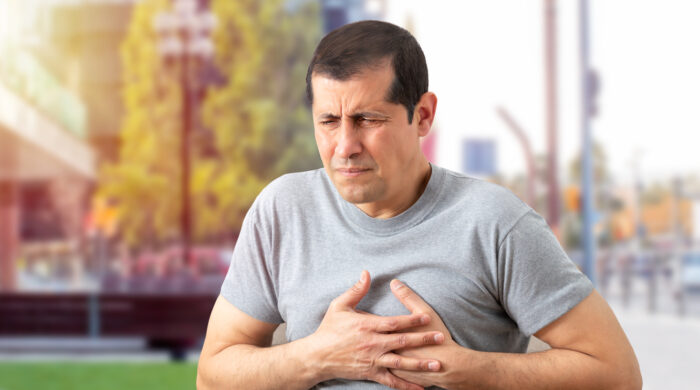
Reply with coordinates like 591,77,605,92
610,303,700,390
0,337,200,363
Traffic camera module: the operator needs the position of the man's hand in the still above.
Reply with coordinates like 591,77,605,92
388,281,642,390
306,271,446,390
388,279,469,389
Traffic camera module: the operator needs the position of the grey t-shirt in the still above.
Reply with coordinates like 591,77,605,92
220,164,593,389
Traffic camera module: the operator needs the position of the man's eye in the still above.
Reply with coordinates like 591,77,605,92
359,118,380,125
320,120,336,126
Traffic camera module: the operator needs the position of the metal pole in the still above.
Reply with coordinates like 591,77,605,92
88,293,100,338
544,0,561,234
580,0,596,285
672,177,685,316
181,51,192,267
496,107,536,206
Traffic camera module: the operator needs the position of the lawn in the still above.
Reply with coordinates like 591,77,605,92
0,362,198,390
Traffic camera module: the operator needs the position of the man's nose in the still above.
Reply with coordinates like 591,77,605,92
334,119,362,159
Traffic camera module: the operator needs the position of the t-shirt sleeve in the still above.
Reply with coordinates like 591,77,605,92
219,204,283,324
497,209,594,337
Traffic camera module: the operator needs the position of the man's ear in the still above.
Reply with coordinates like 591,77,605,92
414,92,437,137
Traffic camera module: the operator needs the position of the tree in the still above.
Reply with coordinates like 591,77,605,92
98,0,321,249
196,0,321,239
99,0,181,248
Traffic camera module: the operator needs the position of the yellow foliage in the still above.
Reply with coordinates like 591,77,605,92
97,0,321,249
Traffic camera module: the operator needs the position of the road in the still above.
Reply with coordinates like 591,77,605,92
602,267,700,390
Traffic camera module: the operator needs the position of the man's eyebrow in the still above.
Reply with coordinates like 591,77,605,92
317,113,340,120
316,111,390,120
349,111,390,119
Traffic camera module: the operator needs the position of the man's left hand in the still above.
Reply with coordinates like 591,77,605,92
388,280,472,389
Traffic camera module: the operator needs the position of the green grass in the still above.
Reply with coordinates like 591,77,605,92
0,362,198,390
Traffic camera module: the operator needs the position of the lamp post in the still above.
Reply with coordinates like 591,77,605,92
579,0,596,285
544,0,561,237
153,0,216,266
496,107,536,207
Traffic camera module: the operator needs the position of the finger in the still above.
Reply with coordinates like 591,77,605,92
333,270,371,310
373,313,430,333
373,370,425,390
390,279,432,314
376,353,441,372
383,331,445,350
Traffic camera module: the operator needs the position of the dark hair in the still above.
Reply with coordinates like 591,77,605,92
305,20,428,124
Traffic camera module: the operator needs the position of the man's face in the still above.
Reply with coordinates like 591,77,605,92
311,64,426,215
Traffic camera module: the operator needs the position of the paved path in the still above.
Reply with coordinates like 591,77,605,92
610,303,700,390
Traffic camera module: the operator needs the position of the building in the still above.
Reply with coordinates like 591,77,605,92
0,0,135,290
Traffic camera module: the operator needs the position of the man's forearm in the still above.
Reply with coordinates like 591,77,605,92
197,337,322,390
443,347,641,390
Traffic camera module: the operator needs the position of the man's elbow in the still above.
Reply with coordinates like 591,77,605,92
196,352,215,390
615,372,642,390
611,357,642,390
196,363,208,389
196,371,206,390
197,362,220,390
622,368,643,390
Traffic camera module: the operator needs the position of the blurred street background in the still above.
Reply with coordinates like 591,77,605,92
1,0,699,389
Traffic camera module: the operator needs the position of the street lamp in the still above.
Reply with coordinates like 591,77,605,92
153,0,216,267
579,0,596,285
496,106,536,207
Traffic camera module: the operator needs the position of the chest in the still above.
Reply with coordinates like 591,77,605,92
273,225,517,349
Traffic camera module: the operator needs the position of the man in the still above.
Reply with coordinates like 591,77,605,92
197,20,641,390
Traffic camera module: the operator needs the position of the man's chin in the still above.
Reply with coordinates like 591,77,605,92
328,171,383,204
335,184,377,205
338,189,371,205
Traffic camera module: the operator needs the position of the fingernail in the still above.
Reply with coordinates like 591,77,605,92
391,279,403,290
420,314,430,325
434,333,444,343
428,361,439,371
360,271,367,283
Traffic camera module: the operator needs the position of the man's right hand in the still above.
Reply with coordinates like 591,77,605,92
303,270,445,390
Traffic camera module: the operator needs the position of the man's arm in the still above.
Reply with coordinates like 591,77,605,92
197,271,447,390
389,280,642,390
196,295,314,389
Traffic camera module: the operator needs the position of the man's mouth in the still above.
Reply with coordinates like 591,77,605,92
336,167,370,177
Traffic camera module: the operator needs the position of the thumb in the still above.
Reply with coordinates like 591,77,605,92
334,270,371,310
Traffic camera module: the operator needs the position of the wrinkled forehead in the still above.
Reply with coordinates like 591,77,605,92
310,65,395,115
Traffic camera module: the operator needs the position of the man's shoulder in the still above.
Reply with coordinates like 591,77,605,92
253,167,330,211
263,168,326,192
437,166,532,229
